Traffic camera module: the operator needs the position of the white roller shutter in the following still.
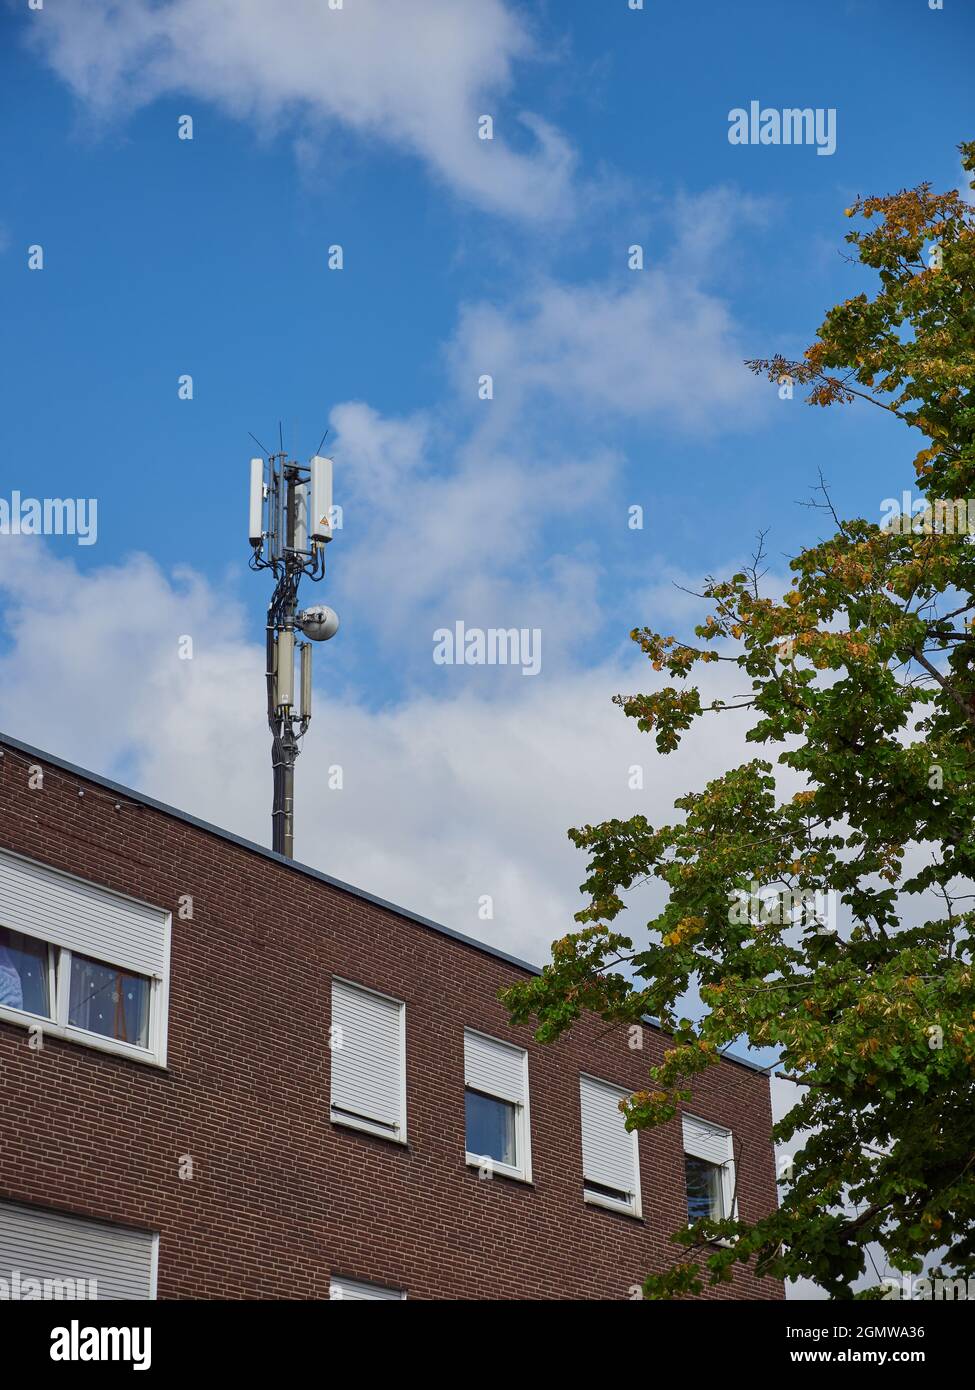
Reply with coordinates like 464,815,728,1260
464,1030,526,1104
682,1114,733,1165
580,1075,639,1208
0,1201,156,1300
330,980,405,1137
330,1277,405,1301
0,848,167,979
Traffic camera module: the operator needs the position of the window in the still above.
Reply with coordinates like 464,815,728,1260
0,849,169,1066
330,979,407,1142
68,953,151,1049
580,1075,642,1217
464,1030,531,1181
685,1155,725,1222
0,926,52,1017
330,1276,406,1301
682,1114,735,1226
0,1200,158,1300
465,1089,516,1167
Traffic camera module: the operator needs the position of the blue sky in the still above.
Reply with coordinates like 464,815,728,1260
1,1,973,976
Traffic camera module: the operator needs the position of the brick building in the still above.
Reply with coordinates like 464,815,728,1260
0,732,783,1300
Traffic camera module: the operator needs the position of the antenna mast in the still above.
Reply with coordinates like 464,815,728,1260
248,450,339,858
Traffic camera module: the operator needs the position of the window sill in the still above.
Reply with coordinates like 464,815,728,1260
585,1192,643,1221
687,1226,737,1249
465,1153,532,1185
331,1111,408,1146
0,1004,166,1069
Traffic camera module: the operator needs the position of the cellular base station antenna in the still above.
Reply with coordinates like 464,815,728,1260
248,448,339,858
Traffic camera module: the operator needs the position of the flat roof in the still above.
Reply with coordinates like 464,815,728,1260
0,730,770,1076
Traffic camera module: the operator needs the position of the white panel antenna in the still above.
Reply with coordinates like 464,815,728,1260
300,642,312,721
275,629,295,710
293,481,309,554
310,456,333,543
248,458,265,545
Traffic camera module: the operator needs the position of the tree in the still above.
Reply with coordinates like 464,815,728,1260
503,143,975,1299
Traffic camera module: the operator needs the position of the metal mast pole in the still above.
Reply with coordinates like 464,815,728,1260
269,460,298,857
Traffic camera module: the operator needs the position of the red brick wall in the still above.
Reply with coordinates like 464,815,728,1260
0,741,784,1300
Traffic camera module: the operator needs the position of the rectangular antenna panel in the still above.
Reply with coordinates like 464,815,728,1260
293,481,309,553
275,629,294,710
310,456,333,543
248,458,264,545
300,642,312,721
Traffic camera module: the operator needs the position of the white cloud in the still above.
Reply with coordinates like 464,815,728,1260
958,155,975,206
0,537,758,966
330,398,616,667
329,401,430,512
25,0,577,220
448,276,768,436
668,185,771,277
324,192,773,662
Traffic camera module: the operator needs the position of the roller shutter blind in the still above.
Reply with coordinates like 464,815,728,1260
580,1075,639,1204
330,1277,405,1301
0,848,167,979
464,1030,526,1104
330,980,405,1135
682,1114,733,1165
0,1201,155,1300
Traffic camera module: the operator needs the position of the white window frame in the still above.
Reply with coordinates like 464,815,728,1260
329,1276,406,1301
0,924,170,1069
329,977,408,1145
580,1073,642,1219
463,1029,532,1184
682,1113,737,1231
